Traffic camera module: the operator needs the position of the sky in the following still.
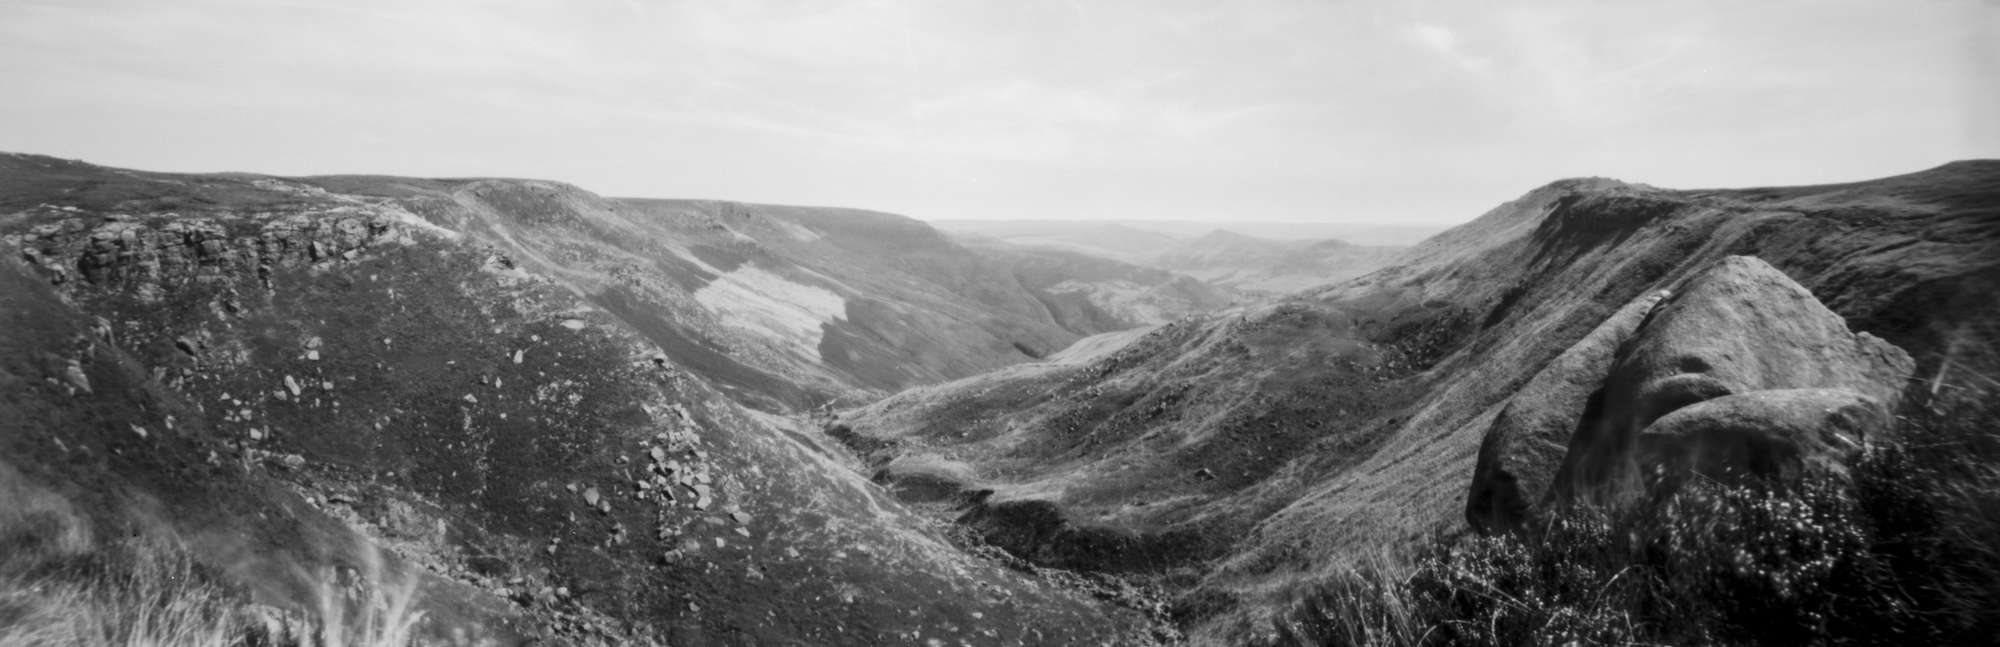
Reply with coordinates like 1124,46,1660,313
1,0,1994,226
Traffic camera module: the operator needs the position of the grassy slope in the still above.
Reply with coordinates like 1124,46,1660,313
0,153,1162,645
842,162,2000,642
329,175,1225,408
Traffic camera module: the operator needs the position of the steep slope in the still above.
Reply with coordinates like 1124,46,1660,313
0,152,1224,413
365,184,1224,410
0,153,1167,645
841,161,2000,642
1150,230,1406,295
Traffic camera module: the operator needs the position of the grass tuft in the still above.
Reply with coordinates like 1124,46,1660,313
0,487,469,647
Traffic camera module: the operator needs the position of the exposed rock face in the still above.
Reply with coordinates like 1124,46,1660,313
1471,256,1919,532
1545,256,1914,508
1465,289,1671,534
10,209,409,301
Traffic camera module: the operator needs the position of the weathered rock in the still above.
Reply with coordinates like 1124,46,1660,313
1548,256,1915,505
1466,289,1669,533
174,335,201,358
8,212,403,301
1635,388,1892,487
53,358,93,395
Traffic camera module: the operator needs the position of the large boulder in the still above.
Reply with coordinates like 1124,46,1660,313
1466,289,1670,533
1546,255,1914,508
1634,388,1893,485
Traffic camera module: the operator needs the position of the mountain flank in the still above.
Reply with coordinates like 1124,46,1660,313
2,152,1995,645
841,161,2000,642
0,152,1191,645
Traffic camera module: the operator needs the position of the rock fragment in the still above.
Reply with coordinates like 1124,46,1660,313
61,360,91,394
174,336,200,358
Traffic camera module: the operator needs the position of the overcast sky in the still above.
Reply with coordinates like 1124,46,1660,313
2,0,1994,225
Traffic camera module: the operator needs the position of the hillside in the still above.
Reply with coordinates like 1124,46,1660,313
0,153,1187,645
0,153,1228,412
4,152,1994,645
841,161,2000,642
1150,230,1406,295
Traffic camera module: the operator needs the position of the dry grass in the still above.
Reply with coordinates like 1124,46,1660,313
0,540,239,647
0,465,462,647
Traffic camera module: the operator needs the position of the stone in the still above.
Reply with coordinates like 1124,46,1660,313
1635,388,1892,484
1547,256,1915,506
1465,289,1669,533
61,359,91,394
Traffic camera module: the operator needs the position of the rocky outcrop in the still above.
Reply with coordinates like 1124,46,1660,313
1465,289,1671,533
8,207,413,300
1537,256,1914,512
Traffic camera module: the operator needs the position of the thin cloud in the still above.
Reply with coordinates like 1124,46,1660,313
0,0,1988,225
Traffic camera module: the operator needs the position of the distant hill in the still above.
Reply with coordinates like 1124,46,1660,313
933,218,1442,257
1150,229,1407,295
935,220,1185,263
939,221,1413,296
